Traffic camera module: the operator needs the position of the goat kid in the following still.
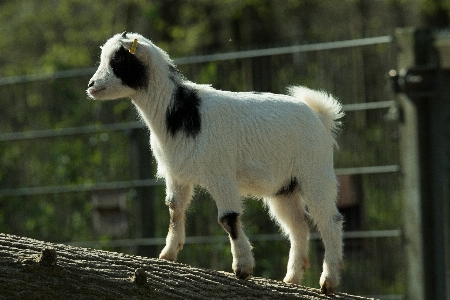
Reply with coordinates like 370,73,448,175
87,32,345,294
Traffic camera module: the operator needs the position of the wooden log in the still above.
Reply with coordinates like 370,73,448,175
0,233,372,299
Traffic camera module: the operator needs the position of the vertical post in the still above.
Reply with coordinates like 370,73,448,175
395,27,426,300
395,27,450,300
131,127,158,257
434,36,450,299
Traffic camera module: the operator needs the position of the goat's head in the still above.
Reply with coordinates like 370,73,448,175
87,32,150,100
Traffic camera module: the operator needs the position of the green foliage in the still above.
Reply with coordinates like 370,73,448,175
0,0,433,296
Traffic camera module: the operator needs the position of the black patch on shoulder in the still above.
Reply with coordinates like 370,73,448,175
219,212,239,240
276,177,299,196
110,47,149,90
165,84,202,138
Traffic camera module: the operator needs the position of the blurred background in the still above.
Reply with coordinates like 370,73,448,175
0,1,449,299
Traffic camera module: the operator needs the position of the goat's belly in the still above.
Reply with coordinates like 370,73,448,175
236,161,285,197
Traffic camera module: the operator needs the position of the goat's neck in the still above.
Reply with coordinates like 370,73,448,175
131,78,174,140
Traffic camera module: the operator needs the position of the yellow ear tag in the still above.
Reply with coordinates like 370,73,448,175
129,39,138,54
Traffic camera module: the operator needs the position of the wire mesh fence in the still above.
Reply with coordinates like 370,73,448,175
0,36,403,298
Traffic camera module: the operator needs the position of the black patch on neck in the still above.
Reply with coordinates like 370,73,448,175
110,47,149,90
275,177,299,196
165,83,201,138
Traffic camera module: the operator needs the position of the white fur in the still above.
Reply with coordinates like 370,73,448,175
87,32,344,294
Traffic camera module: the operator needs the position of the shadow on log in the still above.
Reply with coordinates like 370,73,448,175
0,233,373,299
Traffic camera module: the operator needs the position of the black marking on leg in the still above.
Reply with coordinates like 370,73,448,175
275,177,299,196
165,196,175,209
165,197,178,230
333,213,344,223
219,212,239,240
166,83,202,138
110,47,149,90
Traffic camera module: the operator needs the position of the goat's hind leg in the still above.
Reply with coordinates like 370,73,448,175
316,210,344,294
303,173,343,294
265,193,310,285
159,178,193,262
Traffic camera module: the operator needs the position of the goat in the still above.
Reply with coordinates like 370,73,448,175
87,32,344,294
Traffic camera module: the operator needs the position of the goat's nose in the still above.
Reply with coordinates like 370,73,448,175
88,80,95,88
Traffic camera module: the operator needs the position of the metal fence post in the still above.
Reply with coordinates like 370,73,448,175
394,27,450,300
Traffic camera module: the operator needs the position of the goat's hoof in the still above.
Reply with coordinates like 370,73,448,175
233,261,253,280
235,269,252,280
319,278,337,295
159,254,176,262
283,274,303,285
159,248,177,262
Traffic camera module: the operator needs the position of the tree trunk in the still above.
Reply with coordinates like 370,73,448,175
0,233,370,299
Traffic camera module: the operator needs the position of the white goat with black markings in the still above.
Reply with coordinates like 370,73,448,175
87,32,345,294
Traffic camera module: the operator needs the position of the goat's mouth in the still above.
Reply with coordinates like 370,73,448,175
88,86,107,98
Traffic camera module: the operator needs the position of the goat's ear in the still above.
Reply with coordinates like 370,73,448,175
119,38,145,56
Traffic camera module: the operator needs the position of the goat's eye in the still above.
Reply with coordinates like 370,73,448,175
111,56,123,64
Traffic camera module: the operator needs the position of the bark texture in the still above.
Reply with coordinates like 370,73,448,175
0,233,373,299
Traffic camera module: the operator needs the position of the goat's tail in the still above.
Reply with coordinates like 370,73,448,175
288,85,344,141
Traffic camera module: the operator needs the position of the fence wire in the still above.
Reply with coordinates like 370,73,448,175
0,36,391,86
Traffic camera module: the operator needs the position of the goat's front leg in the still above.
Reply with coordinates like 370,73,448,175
159,178,193,262
219,211,254,279
208,179,254,279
